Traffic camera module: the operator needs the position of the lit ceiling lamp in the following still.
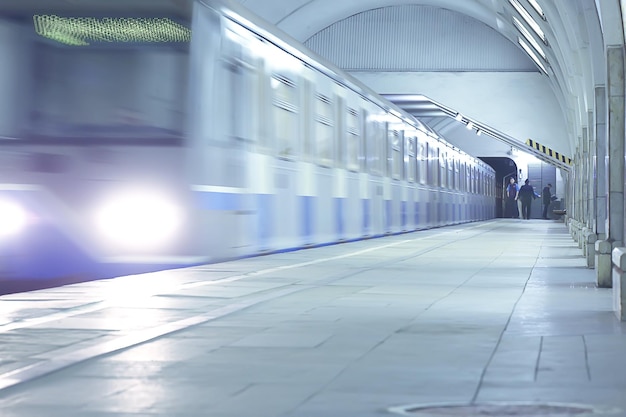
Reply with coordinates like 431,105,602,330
513,16,546,60
518,38,547,74
33,15,191,46
527,0,545,20
508,0,548,75
508,0,546,43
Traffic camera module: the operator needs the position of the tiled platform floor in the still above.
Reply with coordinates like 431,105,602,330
0,219,625,417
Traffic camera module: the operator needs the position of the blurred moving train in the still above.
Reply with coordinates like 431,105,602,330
0,0,495,292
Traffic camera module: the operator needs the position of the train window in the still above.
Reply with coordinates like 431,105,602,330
406,135,416,183
26,13,191,143
220,31,258,147
481,171,487,194
427,143,436,186
272,75,298,159
366,116,385,177
454,159,460,191
481,170,484,194
435,146,440,187
417,134,427,185
446,153,454,190
315,94,334,167
346,107,360,172
473,166,477,193
301,78,314,161
438,151,448,187
390,129,402,180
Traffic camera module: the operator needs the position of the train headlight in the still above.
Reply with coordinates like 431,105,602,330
95,190,181,249
0,199,27,237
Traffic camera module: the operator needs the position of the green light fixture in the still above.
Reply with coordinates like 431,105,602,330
33,15,191,45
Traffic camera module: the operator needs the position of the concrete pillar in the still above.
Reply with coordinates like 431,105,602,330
578,142,584,234
580,127,591,228
584,227,597,268
580,129,592,265
595,86,608,242
612,248,626,320
588,110,596,231
597,46,625,288
575,147,584,247
574,144,584,248
584,111,597,268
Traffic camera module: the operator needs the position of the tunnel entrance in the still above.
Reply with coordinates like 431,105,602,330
479,157,518,218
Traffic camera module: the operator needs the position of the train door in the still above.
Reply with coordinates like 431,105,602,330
214,24,260,256
427,142,439,228
188,11,258,260
336,90,364,240
405,130,417,231
458,160,464,222
388,124,403,233
310,86,336,244
454,157,461,223
365,109,386,237
416,131,428,229
438,148,447,227
268,67,301,249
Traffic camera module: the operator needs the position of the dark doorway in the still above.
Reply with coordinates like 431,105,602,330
479,157,519,218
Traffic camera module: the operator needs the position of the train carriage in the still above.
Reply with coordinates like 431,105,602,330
0,0,495,290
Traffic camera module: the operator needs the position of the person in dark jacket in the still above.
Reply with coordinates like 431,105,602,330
542,183,552,219
505,177,519,218
518,179,537,220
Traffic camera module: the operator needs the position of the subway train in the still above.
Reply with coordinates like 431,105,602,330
0,0,495,292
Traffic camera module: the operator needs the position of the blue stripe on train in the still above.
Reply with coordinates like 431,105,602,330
414,201,419,226
385,200,392,231
401,201,407,228
363,199,370,234
195,191,241,210
302,196,313,241
335,198,344,238
257,194,272,247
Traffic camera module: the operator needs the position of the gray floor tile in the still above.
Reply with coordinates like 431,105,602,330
1,220,626,417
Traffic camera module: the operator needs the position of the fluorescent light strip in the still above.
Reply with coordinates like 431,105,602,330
527,0,545,19
518,37,547,74
33,15,191,46
509,0,546,42
513,16,546,59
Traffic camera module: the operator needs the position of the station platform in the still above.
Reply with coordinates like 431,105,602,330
0,219,625,417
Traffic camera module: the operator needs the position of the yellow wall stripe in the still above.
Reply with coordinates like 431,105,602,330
526,139,572,165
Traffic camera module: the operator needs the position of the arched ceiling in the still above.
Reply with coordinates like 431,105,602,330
237,0,608,169
1,0,616,169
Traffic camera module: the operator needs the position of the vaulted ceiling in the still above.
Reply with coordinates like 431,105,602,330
237,0,610,169
1,0,616,168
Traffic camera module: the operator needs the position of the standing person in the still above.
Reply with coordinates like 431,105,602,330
542,183,553,219
505,177,519,218
518,179,537,219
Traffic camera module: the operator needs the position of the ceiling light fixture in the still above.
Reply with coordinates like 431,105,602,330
518,37,547,74
33,15,192,46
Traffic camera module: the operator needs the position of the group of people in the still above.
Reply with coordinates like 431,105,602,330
505,177,553,220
